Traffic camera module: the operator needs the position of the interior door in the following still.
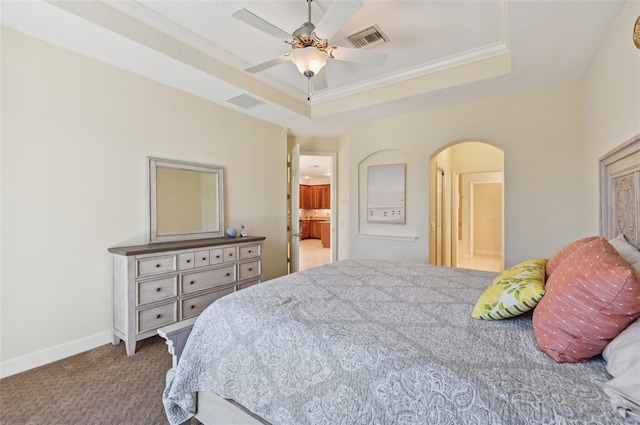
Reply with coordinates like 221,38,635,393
435,168,444,265
289,144,301,273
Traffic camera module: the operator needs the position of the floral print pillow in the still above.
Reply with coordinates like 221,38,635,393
472,259,547,320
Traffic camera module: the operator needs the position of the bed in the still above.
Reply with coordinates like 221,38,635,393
161,135,640,425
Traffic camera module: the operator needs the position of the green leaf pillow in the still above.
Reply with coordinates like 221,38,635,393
471,259,547,320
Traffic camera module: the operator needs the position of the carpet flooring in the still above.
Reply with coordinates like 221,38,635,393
0,336,194,425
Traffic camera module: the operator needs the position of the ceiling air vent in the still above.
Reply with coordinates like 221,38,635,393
347,25,388,49
226,94,265,110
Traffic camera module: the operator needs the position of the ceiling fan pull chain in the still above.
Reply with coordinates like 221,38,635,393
307,76,313,101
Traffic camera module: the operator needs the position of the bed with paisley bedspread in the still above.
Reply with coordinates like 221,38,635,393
163,259,634,425
162,135,640,425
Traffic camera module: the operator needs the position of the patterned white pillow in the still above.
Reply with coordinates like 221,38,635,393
602,318,640,421
609,234,640,274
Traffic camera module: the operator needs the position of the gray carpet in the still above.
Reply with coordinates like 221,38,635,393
0,336,195,425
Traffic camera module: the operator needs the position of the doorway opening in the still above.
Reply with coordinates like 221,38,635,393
429,141,504,272
294,152,336,270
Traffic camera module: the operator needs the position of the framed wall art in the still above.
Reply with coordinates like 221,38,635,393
367,163,406,224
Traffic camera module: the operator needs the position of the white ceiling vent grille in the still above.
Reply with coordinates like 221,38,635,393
347,25,388,49
226,94,265,109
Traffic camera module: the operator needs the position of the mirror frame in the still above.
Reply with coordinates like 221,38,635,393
148,157,225,243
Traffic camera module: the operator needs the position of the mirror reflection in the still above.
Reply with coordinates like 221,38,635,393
149,158,224,243
156,168,219,235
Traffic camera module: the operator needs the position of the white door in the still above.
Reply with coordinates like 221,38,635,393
289,144,301,273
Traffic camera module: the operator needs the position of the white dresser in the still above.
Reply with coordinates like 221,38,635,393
108,236,265,355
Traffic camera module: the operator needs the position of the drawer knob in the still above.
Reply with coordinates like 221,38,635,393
216,255,220,258
156,264,160,268
186,259,191,263
226,273,230,277
156,314,161,319
229,253,233,257
156,287,161,292
190,280,195,285
248,268,253,271
202,257,206,261
190,305,195,309
248,250,252,253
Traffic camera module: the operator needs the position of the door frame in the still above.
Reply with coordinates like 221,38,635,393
290,151,338,270
454,170,503,266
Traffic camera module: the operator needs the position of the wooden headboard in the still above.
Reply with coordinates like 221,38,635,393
600,134,640,247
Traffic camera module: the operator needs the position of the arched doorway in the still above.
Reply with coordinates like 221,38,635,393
429,141,504,272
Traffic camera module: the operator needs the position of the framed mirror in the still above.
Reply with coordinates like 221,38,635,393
149,157,224,243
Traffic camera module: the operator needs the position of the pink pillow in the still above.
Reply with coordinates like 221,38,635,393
545,236,599,279
533,237,640,363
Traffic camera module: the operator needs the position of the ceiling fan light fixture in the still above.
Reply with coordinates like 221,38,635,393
291,46,328,76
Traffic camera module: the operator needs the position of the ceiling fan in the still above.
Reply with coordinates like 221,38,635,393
232,0,388,100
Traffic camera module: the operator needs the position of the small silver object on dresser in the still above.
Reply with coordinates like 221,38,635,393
108,236,265,355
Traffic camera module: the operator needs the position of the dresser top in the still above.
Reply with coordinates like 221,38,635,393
108,236,266,256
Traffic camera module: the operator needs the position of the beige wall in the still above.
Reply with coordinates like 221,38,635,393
337,132,350,260
287,136,339,153
1,28,288,376
348,81,584,266
583,0,640,235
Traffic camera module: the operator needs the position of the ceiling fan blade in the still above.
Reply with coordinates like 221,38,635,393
329,46,388,66
232,9,295,43
313,69,328,91
245,54,292,73
314,0,363,41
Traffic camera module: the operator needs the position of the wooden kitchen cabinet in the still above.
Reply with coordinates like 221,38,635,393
299,185,311,209
311,221,322,239
321,222,330,248
299,184,330,209
300,220,310,239
321,185,330,208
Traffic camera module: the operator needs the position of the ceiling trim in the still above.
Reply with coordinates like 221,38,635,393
104,0,305,101
312,52,512,118
47,0,310,117
312,0,511,104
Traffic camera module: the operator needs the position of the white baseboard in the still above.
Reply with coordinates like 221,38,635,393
0,331,112,378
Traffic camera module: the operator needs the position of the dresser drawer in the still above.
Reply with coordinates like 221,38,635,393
136,255,176,278
180,285,235,320
181,265,236,295
223,247,237,262
238,260,261,280
195,250,210,267
209,248,224,265
138,302,177,333
239,244,261,260
178,252,195,270
137,276,177,306
238,279,260,291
